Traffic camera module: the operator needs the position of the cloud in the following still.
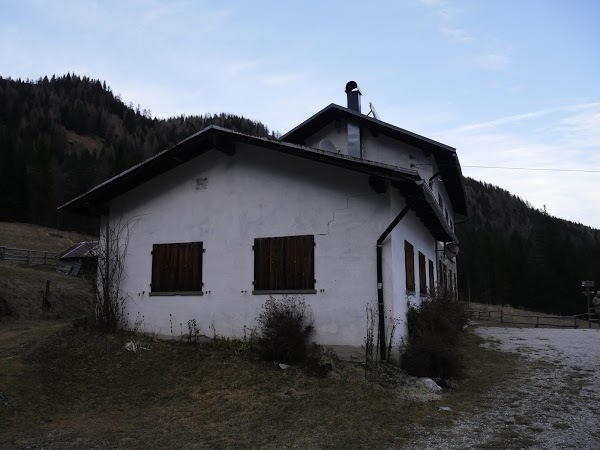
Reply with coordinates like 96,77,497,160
440,26,472,42
473,50,511,71
433,102,600,228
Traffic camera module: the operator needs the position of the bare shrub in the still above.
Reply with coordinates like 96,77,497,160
94,217,138,332
257,295,315,364
401,289,470,379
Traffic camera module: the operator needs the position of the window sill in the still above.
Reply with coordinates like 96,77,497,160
149,291,204,296
252,289,317,295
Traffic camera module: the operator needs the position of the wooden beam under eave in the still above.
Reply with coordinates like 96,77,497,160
213,134,236,156
368,176,387,194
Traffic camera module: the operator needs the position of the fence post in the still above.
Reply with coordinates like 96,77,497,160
536,316,539,328
500,309,503,324
42,280,51,309
574,317,577,329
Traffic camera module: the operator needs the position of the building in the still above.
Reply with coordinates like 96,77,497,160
60,81,467,360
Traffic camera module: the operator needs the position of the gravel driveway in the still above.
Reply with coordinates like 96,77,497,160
409,326,600,449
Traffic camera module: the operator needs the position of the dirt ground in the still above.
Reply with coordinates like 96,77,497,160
409,326,600,449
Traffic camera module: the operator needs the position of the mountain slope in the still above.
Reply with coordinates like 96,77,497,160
0,74,272,231
456,177,600,314
1,74,598,315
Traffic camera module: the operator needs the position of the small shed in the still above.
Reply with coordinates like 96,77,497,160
56,241,99,276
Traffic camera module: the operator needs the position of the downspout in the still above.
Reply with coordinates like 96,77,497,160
377,204,411,362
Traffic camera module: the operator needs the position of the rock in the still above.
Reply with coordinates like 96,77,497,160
420,378,442,393
439,406,452,411
278,363,289,370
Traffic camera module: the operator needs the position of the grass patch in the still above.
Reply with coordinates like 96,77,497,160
0,323,520,448
0,261,92,320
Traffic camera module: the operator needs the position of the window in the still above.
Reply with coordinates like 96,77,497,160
405,241,415,292
418,251,427,294
428,259,435,295
253,235,315,293
443,265,448,289
151,242,203,295
454,273,458,295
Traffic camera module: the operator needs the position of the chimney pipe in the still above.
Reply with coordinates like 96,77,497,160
345,81,362,113
345,81,362,158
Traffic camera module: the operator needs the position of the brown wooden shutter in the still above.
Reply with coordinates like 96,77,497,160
405,241,415,291
254,235,314,291
418,252,427,293
151,242,202,292
428,259,435,295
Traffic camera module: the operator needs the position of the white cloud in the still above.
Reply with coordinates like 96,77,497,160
433,102,600,228
473,50,511,71
440,26,472,42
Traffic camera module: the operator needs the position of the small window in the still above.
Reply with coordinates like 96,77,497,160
438,193,443,208
443,265,448,289
454,273,458,295
405,241,415,292
253,235,315,293
428,259,435,295
418,251,427,294
445,208,449,222
151,242,203,294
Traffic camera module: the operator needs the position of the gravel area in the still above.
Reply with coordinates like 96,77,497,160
408,326,600,449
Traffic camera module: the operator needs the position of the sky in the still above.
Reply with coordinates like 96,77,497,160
1,0,599,228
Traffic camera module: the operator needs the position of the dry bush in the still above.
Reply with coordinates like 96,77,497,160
257,295,315,364
401,289,470,379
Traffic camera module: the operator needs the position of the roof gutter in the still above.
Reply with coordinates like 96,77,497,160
376,204,411,362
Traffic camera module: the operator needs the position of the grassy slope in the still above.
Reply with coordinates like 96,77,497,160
0,222,95,320
0,221,96,252
0,326,517,449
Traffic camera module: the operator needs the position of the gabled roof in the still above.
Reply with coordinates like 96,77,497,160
280,103,467,216
59,125,458,243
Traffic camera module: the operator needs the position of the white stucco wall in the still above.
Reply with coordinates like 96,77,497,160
107,143,426,349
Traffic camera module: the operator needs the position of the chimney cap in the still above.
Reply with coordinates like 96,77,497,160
345,80,361,94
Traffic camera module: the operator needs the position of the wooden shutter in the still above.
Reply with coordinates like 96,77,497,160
254,235,314,291
404,241,415,291
151,242,203,292
428,259,435,295
418,252,427,293
443,266,448,289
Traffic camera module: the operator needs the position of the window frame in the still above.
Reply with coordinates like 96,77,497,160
428,259,435,295
150,241,204,296
253,234,316,294
405,240,416,292
418,251,427,294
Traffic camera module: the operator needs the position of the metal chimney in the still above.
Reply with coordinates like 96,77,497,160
345,81,362,113
345,81,362,158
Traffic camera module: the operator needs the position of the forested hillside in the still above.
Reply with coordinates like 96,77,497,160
0,74,271,231
1,74,598,314
456,178,600,314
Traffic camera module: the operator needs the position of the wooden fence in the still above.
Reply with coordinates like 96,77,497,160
0,246,58,266
468,309,598,329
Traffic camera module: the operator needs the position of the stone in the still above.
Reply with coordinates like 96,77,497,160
421,377,442,393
